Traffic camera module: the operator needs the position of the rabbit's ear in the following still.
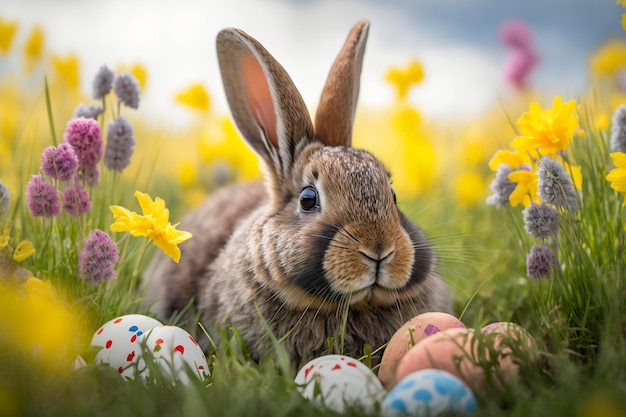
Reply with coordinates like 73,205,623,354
314,19,370,148
216,28,314,180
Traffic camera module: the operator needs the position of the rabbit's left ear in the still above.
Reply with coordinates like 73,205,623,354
314,19,370,148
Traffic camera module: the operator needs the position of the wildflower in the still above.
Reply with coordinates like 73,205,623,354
13,240,35,262
77,164,100,188
511,96,579,158
508,167,540,208
486,165,517,208
25,175,61,217
63,117,103,167
526,244,557,279
385,60,424,100
623,14,626,31
590,39,626,77
498,19,534,50
454,172,485,205
113,72,140,109
499,19,538,90
52,54,80,91
610,105,626,153
78,229,119,286
73,103,104,120
488,149,532,171
175,83,211,112
0,180,9,221
104,116,136,172
0,19,18,55
40,143,79,181
110,191,192,263
62,184,91,216
606,152,626,207
93,65,114,99
522,203,560,239
24,26,44,65
537,156,579,212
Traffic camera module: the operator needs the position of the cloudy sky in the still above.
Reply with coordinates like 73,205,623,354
1,0,623,124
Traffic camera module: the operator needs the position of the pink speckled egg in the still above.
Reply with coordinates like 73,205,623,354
379,312,466,388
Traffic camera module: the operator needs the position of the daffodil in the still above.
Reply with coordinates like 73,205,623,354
175,83,211,112
52,54,81,91
606,152,626,207
0,19,18,55
508,168,540,207
511,96,579,158
385,59,424,101
13,240,35,262
488,149,532,171
110,191,192,263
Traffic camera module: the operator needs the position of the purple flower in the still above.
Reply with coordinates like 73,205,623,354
105,116,136,172
526,244,558,279
499,19,539,90
486,164,517,208
610,105,626,153
78,229,119,286
93,65,114,100
73,103,104,120
523,203,560,239
25,174,61,217
77,164,100,188
113,72,140,109
62,184,91,216
499,19,534,50
537,156,579,213
40,143,79,181
63,117,103,168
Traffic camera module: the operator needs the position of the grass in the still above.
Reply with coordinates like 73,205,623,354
1,28,626,417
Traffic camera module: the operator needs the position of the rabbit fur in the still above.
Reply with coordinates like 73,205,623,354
143,19,451,367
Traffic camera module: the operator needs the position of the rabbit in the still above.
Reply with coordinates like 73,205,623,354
143,18,451,367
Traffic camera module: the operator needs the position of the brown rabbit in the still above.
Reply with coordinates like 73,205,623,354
143,19,451,367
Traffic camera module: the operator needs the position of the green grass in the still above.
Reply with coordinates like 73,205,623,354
2,68,626,417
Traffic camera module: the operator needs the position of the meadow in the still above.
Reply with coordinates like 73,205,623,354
1,16,626,417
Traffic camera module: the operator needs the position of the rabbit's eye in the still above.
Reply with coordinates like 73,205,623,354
299,187,319,212
391,186,397,205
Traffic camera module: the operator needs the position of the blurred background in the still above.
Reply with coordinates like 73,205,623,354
1,0,622,124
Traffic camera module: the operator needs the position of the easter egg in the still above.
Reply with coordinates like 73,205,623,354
137,325,209,385
381,369,476,417
379,312,465,388
480,321,535,383
91,314,163,379
295,354,385,412
396,328,487,390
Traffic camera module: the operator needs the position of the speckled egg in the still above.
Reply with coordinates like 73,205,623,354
381,369,476,417
379,312,466,388
294,354,385,413
480,321,535,384
91,314,163,379
137,325,209,385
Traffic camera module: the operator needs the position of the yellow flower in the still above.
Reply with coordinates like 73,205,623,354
590,39,626,76
508,169,540,207
606,152,626,207
175,83,211,112
110,191,192,263
24,26,44,64
488,149,532,171
385,59,424,101
119,63,148,90
52,54,80,91
0,235,8,249
454,171,486,206
511,96,579,158
13,240,35,262
623,14,626,31
619,0,626,7
0,19,18,55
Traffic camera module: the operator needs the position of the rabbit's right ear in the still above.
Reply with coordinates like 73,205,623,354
216,28,314,183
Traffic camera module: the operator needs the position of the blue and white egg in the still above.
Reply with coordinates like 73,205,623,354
295,354,385,413
382,369,476,417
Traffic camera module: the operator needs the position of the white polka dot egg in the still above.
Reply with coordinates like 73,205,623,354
294,354,385,413
91,314,163,379
137,325,209,385
382,369,476,417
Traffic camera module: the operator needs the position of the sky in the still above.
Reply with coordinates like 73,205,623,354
1,0,623,125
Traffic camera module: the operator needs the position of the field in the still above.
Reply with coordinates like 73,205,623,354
1,15,626,417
